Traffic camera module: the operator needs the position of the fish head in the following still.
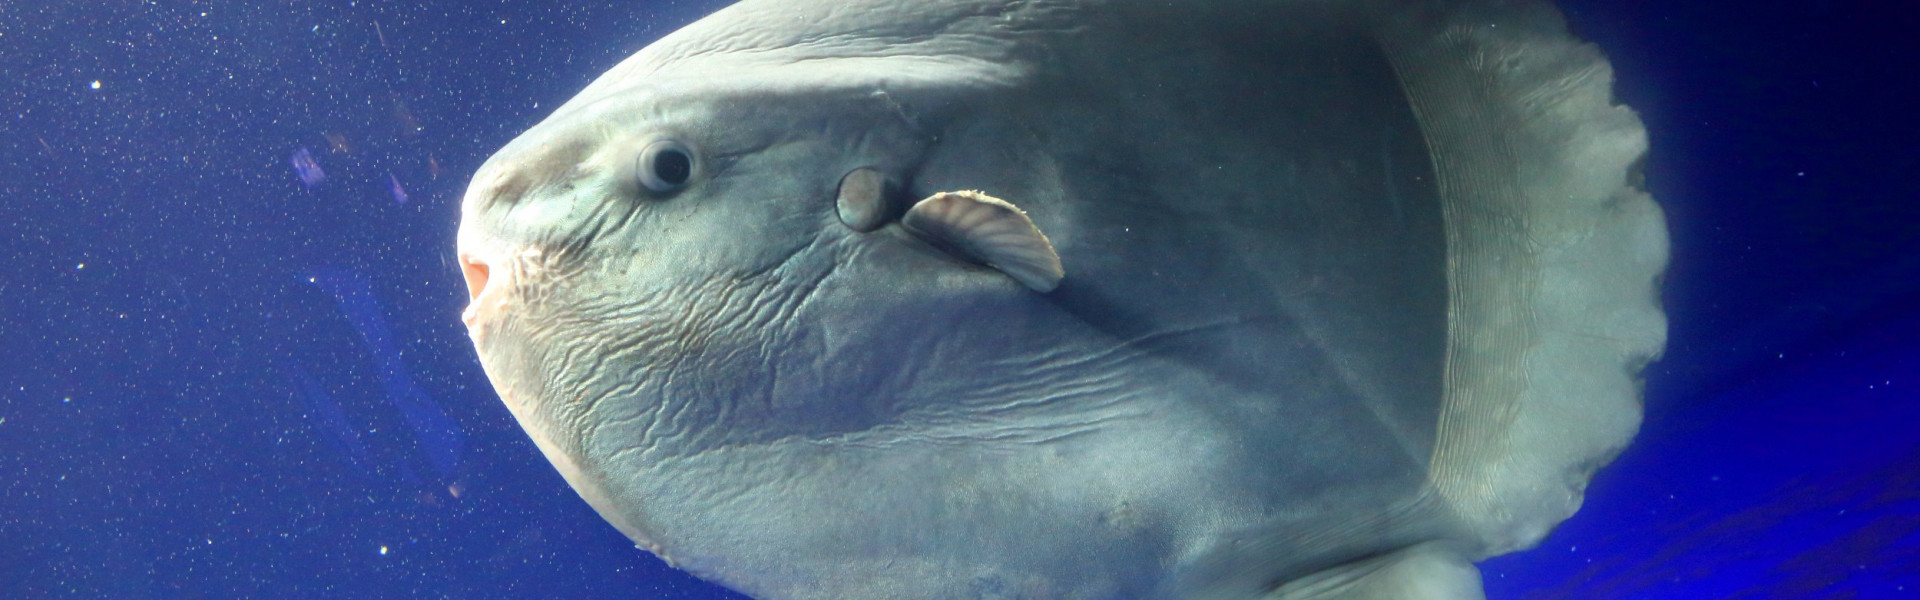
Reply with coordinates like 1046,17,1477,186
452,35,1098,555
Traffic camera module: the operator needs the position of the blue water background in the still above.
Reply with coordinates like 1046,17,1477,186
1,1,1914,598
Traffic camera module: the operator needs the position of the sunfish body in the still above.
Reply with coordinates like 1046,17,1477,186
455,0,1668,598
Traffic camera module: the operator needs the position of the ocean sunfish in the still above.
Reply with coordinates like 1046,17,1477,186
454,0,1668,598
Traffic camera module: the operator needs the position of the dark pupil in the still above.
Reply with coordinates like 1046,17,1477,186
653,150,692,186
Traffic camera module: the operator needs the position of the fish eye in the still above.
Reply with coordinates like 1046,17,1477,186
637,139,696,193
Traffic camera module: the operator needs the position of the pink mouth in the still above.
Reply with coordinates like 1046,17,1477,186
459,254,493,328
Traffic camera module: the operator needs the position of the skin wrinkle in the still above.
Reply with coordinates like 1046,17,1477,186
878,340,1149,442
745,258,830,415
554,216,1116,455
542,278,726,457
912,396,1140,438
728,248,821,342
576,191,643,253
766,241,842,333
1007,366,1133,410
927,362,1124,418
498,262,604,440
559,320,656,407
565,255,847,459
829,393,1150,449
739,253,848,420
586,379,664,435
656,295,743,446
569,348,660,426
996,332,1143,375
547,292,670,411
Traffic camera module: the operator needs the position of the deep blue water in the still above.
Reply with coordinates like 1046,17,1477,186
1,1,1914,598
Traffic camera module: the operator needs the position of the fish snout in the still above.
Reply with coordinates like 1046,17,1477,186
459,253,497,329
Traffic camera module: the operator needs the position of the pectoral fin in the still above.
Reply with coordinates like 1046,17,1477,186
901,190,1064,293
835,167,894,232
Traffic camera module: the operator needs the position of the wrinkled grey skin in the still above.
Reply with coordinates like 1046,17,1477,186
455,0,1668,598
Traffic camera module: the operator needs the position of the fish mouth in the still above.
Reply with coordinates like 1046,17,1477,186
458,253,493,328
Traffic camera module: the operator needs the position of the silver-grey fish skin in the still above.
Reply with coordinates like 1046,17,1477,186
454,0,1668,598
